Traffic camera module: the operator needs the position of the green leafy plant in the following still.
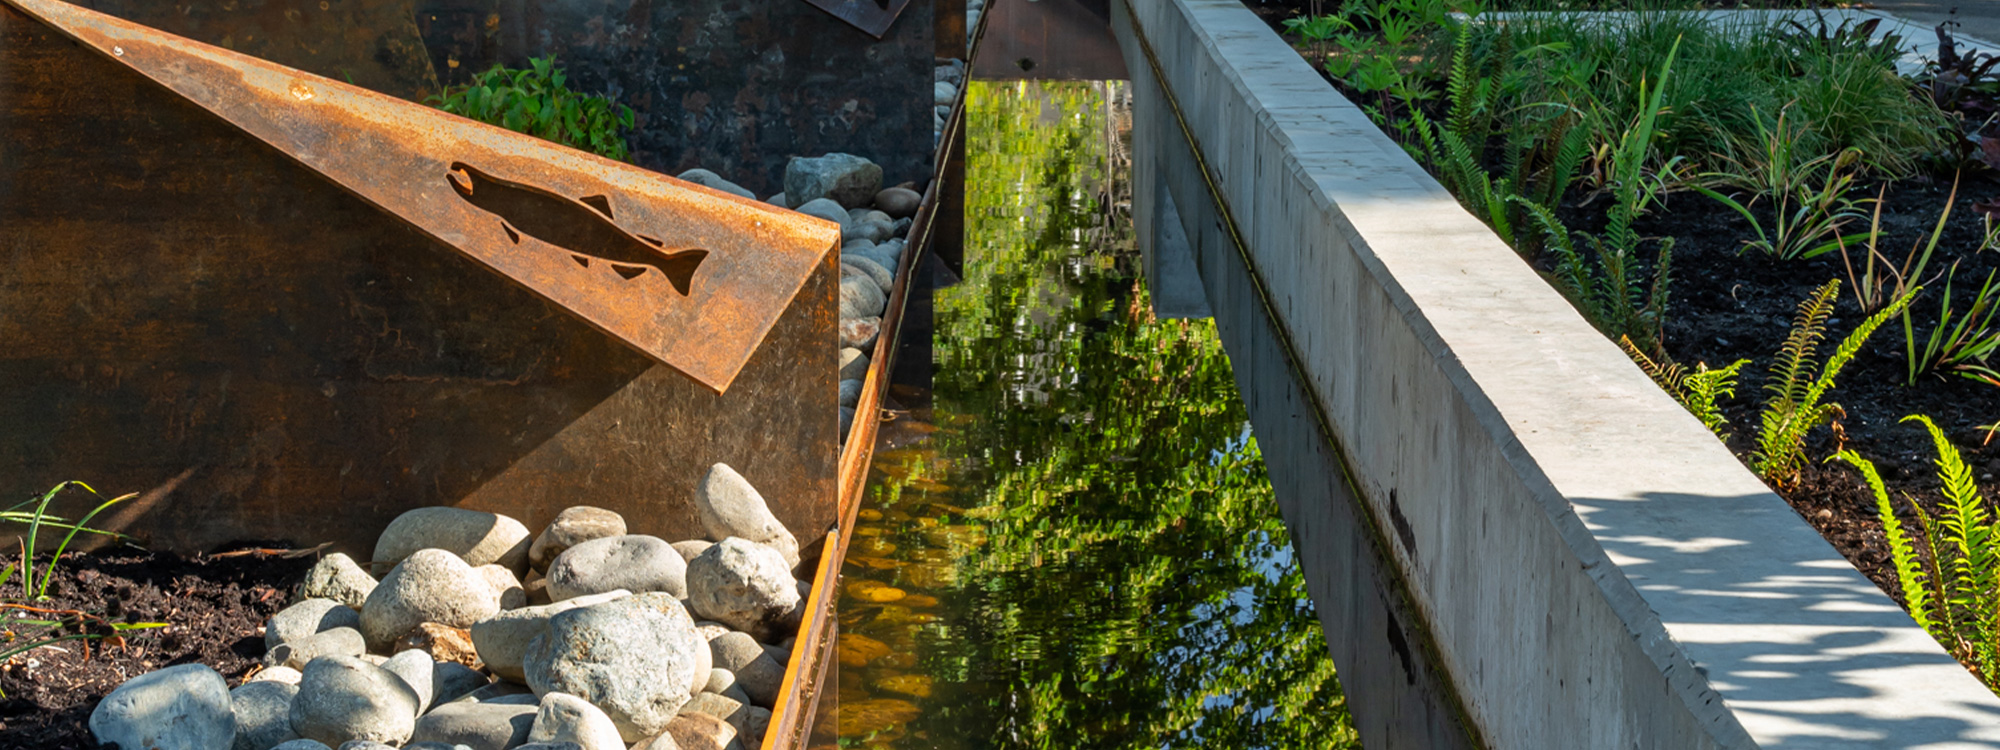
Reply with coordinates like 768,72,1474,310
1513,38,1684,354
1619,335,1748,440
428,57,637,161
0,482,160,696
9,481,136,602
1841,178,1958,316
1751,279,1917,487
1690,108,1868,260
1834,416,2000,688
1910,263,2000,385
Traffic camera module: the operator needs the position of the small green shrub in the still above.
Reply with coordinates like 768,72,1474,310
428,57,637,161
1690,109,1868,261
1835,416,2000,689
1751,279,1917,486
1620,335,1748,440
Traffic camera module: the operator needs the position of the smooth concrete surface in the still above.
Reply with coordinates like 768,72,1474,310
1116,0,2000,747
1139,185,1214,319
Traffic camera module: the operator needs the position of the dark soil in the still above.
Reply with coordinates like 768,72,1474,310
0,543,314,749
1239,5,2000,609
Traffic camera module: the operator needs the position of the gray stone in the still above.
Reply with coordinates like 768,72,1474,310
679,692,748,734
838,379,864,408
524,593,704,742
675,169,755,200
89,664,235,750
732,654,785,708
703,668,735,695
845,245,900,276
838,348,871,382
527,692,626,750
707,632,765,673
290,655,420,746
471,590,632,683
405,743,479,750
784,153,882,208
840,275,886,320
762,643,790,665
336,743,397,750
934,80,958,105
361,549,503,652
874,187,921,218
671,539,714,563
524,570,551,606
685,538,803,642
546,535,687,601
689,627,714,696
373,507,532,576
743,707,770,746
719,684,751,708
660,713,736,750
267,626,365,670
846,255,895,287
840,406,855,437
430,663,487,706
792,198,847,225
765,192,788,208
474,564,527,610
694,465,801,570
271,741,334,750
447,681,535,705
842,237,878,255
266,598,361,651
232,680,300,750
409,701,536,750
891,217,912,237
841,317,882,353
694,621,731,641
841,220,892,244
381,649,437,715
250,665,303,686
529,506,628,573
516,745,585,750
299,554,377,612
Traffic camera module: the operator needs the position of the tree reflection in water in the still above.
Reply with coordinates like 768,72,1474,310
836,80,1360,750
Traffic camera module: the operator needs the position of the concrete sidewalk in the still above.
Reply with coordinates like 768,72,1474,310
1865,1,2000,48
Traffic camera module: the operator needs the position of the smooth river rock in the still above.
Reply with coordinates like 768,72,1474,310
266,598,361,651
528,506,628,573
270,741,334,750
784,152,882,208
89,663,235,750
874,187,921,218
675,168,756,200
524,592,704,742
694,464,801,569
792,197,847,225
298,553,377,611
671,539,714,563
839,348,871,382
840,275,887,320
545,535,688,601
409,700,537,750
361,549,503,651
841,316,882,353
267,626,366,670
380,649,438,715
373,507,532,576
231,680,301,750
470,590,632,683
527,692,626,750
684,538,802,642
290,655,421,746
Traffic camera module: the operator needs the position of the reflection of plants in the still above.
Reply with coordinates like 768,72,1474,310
1751,280,1917,487
1835,416,2000,689
428,57,637,161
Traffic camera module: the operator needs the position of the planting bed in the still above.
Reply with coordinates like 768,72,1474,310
1245,0,2000,688
0,545,314,749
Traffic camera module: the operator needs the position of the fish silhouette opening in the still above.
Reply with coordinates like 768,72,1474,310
446,162,709,295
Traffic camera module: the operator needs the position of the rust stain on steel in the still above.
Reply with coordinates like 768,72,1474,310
801,0,914,39
2,0,840,394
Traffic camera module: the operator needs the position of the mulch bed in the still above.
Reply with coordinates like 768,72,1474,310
1239,5,2000,608
0,543,314,749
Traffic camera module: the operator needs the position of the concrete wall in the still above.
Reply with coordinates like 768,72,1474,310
1113,1,2000,747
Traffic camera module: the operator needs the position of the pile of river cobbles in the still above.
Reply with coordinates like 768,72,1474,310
88,464,807,750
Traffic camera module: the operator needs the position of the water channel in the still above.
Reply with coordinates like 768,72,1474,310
831,80,1362,749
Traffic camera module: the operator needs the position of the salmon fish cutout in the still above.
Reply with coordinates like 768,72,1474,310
446,162,709,295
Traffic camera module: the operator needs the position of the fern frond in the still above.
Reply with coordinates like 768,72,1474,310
1765,279,1841,407
1682,359,1748,439
1803,284,1920,409
1833,449,1936,631
1907,414,2000,677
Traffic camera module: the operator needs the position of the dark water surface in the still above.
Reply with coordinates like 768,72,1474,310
832,80,1361,749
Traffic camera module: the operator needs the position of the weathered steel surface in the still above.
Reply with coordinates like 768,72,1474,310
801,0,915,40
418,0,935,196
0,1,838,555
972,0,1129,80
11,0,836,394
76,0,440,100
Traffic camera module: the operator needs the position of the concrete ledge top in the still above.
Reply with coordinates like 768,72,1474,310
1140,0,2000,745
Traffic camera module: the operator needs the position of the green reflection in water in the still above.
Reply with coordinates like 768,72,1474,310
838,80,1359,750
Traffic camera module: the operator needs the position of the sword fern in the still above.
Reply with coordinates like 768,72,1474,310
1751,279,1917,486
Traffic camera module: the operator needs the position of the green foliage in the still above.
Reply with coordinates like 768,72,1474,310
1751,280,1918,486
0,482,160,697
1512,39,1682,353
9,481,135,602
428,57,637,161
1910,264,2000,385
1620,336,1748,441
1834,416,2000,688
1690,108,1868,260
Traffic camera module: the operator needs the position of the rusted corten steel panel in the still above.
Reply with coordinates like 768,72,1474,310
11,0,829,393
801,0,916,39
0,0,840,555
